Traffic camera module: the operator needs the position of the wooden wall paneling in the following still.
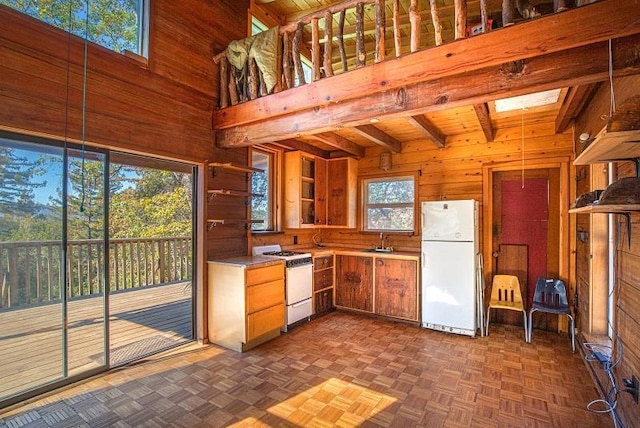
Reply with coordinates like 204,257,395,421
0,1,249,163
573,76,640,428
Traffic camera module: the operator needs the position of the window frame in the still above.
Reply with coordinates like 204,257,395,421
361,174,418,234
1,0,150,58
250,146,280,233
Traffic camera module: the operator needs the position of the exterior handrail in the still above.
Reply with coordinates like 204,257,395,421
0,237,192,309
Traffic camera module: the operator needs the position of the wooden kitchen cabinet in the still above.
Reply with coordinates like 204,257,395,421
326,158,357,227
208,259,285,352
284,151,356,228
313,254,334,315
374,258,419,321
335,255,373,312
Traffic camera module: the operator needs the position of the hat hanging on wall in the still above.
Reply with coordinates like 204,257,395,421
379,151,392,171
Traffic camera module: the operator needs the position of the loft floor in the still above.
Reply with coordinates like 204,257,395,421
0,311,610,427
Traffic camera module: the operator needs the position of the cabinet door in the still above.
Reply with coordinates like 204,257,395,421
314,288,334,315
247,304,285,342
326,159,356,227
315,157,327,225
335,255,373,312
374,258,418,321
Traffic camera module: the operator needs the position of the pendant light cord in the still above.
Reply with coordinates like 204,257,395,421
521,108,525,189
608,39,616,118
79,0,89,213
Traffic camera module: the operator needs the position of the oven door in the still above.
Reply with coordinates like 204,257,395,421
286,264,313,304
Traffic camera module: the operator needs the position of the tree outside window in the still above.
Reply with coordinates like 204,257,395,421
251,149,272,231
1,0,148,56
363,176,415,232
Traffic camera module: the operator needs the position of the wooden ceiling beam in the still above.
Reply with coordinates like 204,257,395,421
217,34,640,148
555,84,599,134
306,132,365,158
352,124,402,152
274,139,331,158
473,103,494,142
213,0,640,130
406,115,445,148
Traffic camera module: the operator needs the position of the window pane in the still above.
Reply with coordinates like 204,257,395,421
1,0,145,55
367,207,414,230
363,176,415,232
367,179,414,204
251,150,270,231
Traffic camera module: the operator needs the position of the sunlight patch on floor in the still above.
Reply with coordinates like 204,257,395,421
253,377,398,427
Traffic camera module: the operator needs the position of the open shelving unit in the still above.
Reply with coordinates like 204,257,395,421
206,162,264,231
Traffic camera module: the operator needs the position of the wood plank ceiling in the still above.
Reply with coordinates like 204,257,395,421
231,0,610,156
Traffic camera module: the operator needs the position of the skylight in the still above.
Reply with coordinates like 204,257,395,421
494,89,562,112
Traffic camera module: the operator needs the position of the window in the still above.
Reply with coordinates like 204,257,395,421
1,0,149,57
251,15,268,36
363,176,415,232
251,148,275,231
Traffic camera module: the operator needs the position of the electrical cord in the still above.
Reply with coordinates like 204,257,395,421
584,338,625,428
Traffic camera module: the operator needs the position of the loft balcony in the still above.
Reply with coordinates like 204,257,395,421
211,0,640,158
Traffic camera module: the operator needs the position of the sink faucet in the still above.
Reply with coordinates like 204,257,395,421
380,233,385,249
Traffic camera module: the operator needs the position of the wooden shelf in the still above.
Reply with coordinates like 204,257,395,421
206,219,263,231
207,189,264,202
574,128,640,165
569,204,640,214
208,162,263,174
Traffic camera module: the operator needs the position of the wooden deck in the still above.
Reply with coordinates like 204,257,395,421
0,282,193,401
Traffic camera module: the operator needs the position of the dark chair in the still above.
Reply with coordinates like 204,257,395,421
527,278,575,352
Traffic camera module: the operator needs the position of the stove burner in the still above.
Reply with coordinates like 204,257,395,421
263,251,300,257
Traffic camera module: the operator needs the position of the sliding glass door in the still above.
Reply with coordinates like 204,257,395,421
0,137,107,404
0,136,196,408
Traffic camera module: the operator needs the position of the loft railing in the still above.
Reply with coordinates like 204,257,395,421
213,0,568,109
0,237,192,310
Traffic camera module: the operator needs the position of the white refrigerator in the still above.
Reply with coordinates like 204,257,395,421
421,199,479,336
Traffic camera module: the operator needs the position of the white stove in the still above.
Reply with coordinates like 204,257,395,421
252,245,313,331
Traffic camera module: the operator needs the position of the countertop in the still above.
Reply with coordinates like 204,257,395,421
290,245,421,260
207,256,284,268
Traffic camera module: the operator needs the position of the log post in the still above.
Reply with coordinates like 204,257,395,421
480,0,489,34
375,0,385,63
283,32,293,89
293,22,306,85
259,69,267,97
409,0,420,53
393,0,401,57
311,17,321,81
337,9,348,72
228,66,239,106
502,0,516,26
324,11,334,77
248,57,258,100
454,0,467,40
429,0,442,46
274,31,283,94
355,2,366,67
219,57,229,109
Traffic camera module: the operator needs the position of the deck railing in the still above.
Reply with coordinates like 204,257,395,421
0,237,192,309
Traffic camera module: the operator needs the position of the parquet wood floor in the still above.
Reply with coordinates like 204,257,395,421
0,312,611,427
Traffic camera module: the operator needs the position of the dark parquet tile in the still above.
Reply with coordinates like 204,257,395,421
1,311,613,427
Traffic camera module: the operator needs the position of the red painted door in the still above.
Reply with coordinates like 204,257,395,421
501,178,548,306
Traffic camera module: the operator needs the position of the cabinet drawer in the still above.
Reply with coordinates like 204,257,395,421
314,268,333,291
247,304,285,341
314,255,333,270
246,263,283,286
247,279,284,314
